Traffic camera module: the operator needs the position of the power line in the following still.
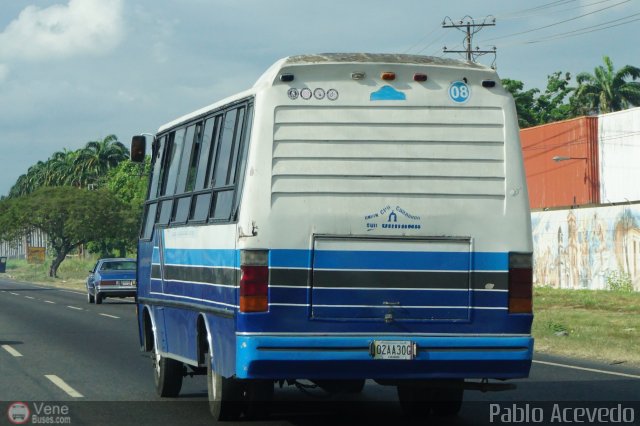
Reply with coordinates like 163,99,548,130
496,0,579,19
516,13,640,45
483,0,630,42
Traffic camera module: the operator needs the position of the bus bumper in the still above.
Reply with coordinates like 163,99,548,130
235,335,533,380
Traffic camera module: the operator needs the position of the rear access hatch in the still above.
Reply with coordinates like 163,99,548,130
310,236,472,322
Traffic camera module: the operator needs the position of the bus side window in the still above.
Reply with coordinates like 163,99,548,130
196,116,221,191
148,136,166,199
141,203,158,240
175,124,197,194
232,105,254,217
212,109,238,188
185,122,203,193
227,107,246,185
160,128,186,196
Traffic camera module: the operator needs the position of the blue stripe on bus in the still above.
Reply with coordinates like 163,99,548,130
162,249,238,268
153,248,508,271
271,249,508,271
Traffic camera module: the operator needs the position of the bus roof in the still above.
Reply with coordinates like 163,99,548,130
283,53,487,68
158,53,492,133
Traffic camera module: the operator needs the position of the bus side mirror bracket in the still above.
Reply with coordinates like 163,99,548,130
130,135,147,163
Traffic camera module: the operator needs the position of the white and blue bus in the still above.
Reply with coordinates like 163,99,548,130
130,53,533,420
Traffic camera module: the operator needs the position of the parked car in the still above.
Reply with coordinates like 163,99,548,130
86,258,137,304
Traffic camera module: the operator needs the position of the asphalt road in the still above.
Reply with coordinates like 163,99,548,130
1,278,639,425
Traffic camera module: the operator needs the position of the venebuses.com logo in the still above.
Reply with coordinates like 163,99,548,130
6,401,72,424
7,402,30,425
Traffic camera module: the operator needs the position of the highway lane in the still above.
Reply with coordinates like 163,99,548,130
1,278,640,425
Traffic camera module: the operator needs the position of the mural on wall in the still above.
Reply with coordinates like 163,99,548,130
532,204,640,291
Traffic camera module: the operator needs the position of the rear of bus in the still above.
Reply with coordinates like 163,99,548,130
234,54,533,396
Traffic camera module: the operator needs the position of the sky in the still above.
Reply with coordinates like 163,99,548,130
0,0,638,197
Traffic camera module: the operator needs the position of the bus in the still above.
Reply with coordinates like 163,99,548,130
130,53,534,420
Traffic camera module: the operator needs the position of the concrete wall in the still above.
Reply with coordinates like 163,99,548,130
599,107,640,204
532,203,640,291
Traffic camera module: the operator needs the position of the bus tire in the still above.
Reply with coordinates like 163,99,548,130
206,352,242,420
152,333,183,397
397,383,435,418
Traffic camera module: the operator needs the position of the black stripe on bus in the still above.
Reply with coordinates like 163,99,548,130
271,269,507,291
150,265,237,286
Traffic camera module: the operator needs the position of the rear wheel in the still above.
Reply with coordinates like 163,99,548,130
206,352,243,420
151,331,183,397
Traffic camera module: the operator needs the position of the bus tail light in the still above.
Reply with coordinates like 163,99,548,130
240,250,269,313
509,253,533,314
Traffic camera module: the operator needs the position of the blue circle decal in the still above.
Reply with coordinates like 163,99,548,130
449,81,471,103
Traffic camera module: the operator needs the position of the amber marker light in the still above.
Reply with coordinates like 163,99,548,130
381,72,396,81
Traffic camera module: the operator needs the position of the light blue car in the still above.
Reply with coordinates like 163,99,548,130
86,258,137,304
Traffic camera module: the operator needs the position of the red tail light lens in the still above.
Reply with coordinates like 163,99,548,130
509,253,533,314
240,251,269,313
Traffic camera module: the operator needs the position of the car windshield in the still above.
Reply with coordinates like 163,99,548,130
99,261,136,271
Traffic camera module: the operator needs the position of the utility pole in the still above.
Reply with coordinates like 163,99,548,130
442,15,496,66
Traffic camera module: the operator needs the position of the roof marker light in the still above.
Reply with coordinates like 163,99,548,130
413,73,428,82
351,72,366,80
381,72,396,81
280,74,294,82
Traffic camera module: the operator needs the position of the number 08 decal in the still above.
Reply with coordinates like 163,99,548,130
449,81,471,103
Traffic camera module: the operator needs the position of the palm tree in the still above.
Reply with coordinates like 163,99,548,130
574,56,640,114
75,135,129,187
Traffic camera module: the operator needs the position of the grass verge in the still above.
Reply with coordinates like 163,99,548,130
533,286,640,367
1,257,98,291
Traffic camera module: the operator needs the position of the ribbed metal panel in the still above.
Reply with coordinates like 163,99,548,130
272,106,505,198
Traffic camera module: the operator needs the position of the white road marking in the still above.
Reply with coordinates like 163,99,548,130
58,289,85,295
45,375,84,398
25,296,35,300
66,305,83,311
2,345,23,357
534,360,640,380
9,292,19,295
44,300,55,304
99,313,120,319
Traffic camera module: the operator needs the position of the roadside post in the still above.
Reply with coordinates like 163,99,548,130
0,257,7,273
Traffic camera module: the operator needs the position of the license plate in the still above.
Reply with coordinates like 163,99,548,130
371,340,415,360
120,280,133,286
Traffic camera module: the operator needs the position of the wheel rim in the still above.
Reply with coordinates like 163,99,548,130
152,334,161,377
210,359,218,401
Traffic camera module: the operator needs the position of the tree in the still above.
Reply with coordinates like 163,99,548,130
88,158,150,257
574,56,640,114
0,186,136,277
7,135,129,198
502,79,539,128
535,71,575,124
75,135,129,188
502,72,576,128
